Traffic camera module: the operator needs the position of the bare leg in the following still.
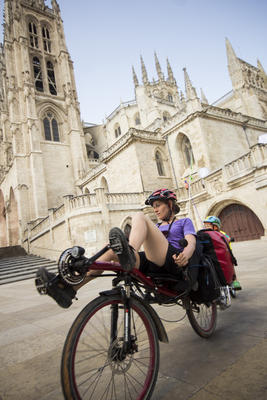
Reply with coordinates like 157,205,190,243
129,212,168,268
74,248,119,290
76,211,168,290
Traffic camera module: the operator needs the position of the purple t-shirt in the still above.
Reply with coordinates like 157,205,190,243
158,218,196,251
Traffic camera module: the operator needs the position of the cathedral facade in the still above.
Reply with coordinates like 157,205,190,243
0,0,266,259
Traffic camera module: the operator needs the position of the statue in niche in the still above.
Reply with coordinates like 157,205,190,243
7,146,13,166
13,0,22,21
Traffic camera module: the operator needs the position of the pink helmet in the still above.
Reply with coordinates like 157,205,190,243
145,189,177,206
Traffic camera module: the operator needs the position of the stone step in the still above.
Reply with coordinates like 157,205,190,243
0,253,58,285
0,263,57,278
0,269,57,285
0,258,56,271
0,255,44,265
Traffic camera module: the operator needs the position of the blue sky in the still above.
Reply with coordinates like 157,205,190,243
1,0,267,124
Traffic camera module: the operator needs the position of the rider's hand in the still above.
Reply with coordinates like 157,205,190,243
172,252,189,267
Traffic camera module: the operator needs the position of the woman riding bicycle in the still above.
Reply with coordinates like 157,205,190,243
37,188,201,308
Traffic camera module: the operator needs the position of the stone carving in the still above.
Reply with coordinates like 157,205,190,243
6,146,13,166
51,0,60,14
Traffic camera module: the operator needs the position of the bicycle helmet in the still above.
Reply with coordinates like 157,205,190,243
203,215,221,229
145,189,177,206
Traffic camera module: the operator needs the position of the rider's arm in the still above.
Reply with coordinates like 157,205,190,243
173,234,196,267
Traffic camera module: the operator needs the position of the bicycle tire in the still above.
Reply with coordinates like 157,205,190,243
229,286,237,298
186,300,217,338
61,294,159,400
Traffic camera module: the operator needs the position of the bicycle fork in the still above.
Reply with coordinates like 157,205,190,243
110,281,135,358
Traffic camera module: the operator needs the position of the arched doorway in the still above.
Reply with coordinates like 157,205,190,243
0,190,7,247
219,204,264,241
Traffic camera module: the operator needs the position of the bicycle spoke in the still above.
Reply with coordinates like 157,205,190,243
62,295,159,399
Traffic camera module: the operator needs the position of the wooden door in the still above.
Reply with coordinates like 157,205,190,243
219,204,264,241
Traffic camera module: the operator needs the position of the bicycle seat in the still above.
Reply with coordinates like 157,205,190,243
146,272,190,292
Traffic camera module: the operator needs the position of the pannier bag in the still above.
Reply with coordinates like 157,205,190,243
197,229,235,285
189,253,221,304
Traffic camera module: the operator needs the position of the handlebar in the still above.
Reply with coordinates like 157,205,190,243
178,238,188,248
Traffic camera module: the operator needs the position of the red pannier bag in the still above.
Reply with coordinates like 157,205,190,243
197,229,235,285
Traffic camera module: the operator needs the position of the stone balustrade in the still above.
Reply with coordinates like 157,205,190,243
30,216,50,237
53,204,65,220
69,193,97,209
225,143,266,180
88,158,100,167
105,192,146,205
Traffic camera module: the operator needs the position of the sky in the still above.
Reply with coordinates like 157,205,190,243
1,0,267,124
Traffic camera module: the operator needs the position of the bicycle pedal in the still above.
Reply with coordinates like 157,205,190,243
35,278,48,295
109,236,123,254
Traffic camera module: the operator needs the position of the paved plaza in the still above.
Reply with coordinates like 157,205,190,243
0,239,267,400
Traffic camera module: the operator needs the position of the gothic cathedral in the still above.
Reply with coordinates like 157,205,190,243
0,0,267,258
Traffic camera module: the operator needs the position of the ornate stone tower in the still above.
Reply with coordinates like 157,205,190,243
132,54,182,127
226,38,267,119
0,0,88,245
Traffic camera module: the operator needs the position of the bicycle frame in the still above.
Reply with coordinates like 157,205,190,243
85,260,185,299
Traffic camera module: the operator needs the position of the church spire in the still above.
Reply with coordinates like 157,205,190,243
140,55,148,85
166,58,175,84
200,88,208,104
154,52,164,81
183,67,197,100
132,66,139,87
257,59,267,88
225,37,238,66
51,0,61,15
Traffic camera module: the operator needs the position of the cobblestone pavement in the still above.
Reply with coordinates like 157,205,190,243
0,239,267,400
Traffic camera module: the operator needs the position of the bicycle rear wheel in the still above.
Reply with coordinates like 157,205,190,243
186,300,217,338
61,294,159,400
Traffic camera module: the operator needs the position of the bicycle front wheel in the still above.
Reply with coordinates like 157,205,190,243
61,294,159,400
186,300,217,338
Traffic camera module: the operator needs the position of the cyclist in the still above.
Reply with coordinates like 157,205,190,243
203,215,241,290
203,215,232,248
37,189,201,308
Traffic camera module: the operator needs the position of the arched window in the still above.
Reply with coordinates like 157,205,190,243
155,151,165,176
181,136,195,167
134,113,141,125
33,57,44,92
114,125,121,138
29,22,39,49
42,26,51,53
43,111,60,142
167,93,173,102
100,176,109,192
47,61,57,95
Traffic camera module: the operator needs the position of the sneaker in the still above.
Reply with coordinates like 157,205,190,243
35,267,76,309
109,227,136,271
232,280,242,290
